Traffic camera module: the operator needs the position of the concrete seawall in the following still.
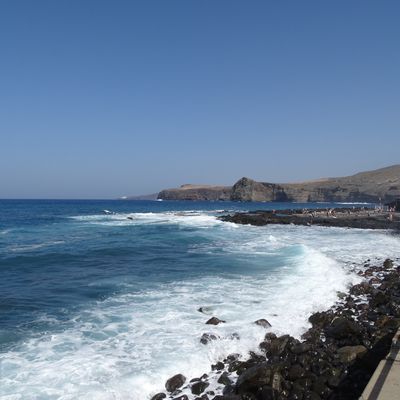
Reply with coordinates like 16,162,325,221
360,329,400,399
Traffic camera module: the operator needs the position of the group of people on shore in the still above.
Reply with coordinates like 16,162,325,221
299,205,398,222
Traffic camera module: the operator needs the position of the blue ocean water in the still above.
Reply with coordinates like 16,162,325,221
0,199,353,345
0,200,398,399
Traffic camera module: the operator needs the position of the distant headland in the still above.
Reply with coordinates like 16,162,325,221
151,165,400,203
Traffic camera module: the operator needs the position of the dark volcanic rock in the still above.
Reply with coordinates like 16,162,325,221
165,374,186,392
217,372,232,386
291,342,312,355
350,281,373,296
311,379,331,398
198,307,213,314
325,317,362,339
206,317,226,325
176,259,400,400
235,362,283,393
337,345,367,363
229,333,240,340
303,391,321,400
229,259,400,400
150,393,166,400
254,319,272,328
258,385,281,400
383,258,393,268
266,335,290,357
211,361,225,371
219,207,400,231
200,333,219,344
370,291,390,307
191,381,209,395
308,311,333,328
288,364,306,380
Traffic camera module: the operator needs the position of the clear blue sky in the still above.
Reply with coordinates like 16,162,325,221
1,1,399,198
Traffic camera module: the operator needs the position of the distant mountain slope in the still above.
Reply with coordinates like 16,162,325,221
158,184,231,201
157,165,400,202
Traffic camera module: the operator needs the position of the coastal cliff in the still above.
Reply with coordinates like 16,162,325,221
158,184,232,201
157,165,400,203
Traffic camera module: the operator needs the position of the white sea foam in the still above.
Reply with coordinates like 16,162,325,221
0,249,354,399
1,214,399,400
70,211,224,228
335,202,372,205
316,202,372,205
7,241,65,253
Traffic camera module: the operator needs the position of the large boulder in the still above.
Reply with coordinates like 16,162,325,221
206,317,225,325
288,364,306,380
325,317,362,339
165,374,186,392
191,380,209,395
308,311,333,328
266,335,291,357
383,258,394,268
254,319,272,328
370,291,390,307
235,362,280,393
350,281,373,296
290,342,312,355
337,345,367,363
150,393,166,400
212,361,225,371
218,372,233,386
257,385,281,400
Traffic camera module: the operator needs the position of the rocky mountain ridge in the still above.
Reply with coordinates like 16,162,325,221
157,165,400,203
158,184,232,201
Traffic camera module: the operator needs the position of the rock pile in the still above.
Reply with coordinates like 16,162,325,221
152,258,400,400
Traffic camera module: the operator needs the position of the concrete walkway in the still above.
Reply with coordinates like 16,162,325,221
360,329,400,399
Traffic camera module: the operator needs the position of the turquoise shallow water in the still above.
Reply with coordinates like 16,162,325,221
0,199,398,399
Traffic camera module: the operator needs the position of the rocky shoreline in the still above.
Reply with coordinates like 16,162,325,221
219,207,400,231
149,210,400,400
150,256,400,400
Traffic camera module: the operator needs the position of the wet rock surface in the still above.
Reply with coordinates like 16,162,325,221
206,317,226,325
161,258,400,400
151,393,167,400
254,319,272,328
191,381,210,395
200,333,220,344
165,374,186,392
